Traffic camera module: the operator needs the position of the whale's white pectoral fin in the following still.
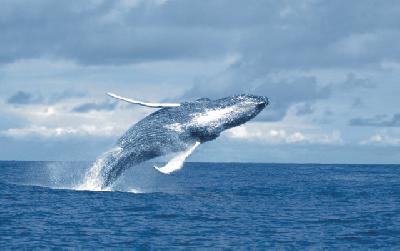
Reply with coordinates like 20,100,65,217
107,92,180,108
154,141,200,174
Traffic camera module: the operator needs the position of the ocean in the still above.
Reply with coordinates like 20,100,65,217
1,161,399,249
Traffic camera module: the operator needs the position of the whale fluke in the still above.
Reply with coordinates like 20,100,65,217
107,92,180,108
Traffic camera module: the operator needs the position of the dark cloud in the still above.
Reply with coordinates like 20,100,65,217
339,73,376,90
254,77,331,121
48,90,85,103
296,103,314,116
184,73,331,121
1,1,400,67
6,90,84,106
0,1,234,64
7,91,43,105
351,98,365,108
5,1,391,124
1,1,399,163
349,114,400,127
71,101,117,113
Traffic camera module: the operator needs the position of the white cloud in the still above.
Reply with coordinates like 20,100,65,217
380,60,400,71
226,122,343,145
1,125,119,138
0,99,149,139
360,133,400,146
332,33,376,56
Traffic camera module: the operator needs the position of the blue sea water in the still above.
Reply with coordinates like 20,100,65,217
1,161,400,249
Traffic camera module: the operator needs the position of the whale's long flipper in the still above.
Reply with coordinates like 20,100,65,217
154,141,200,174
107,92,180,108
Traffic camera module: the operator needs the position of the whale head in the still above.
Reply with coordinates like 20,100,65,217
187,94,269,142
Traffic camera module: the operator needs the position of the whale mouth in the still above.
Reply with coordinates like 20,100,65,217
256,102,267,110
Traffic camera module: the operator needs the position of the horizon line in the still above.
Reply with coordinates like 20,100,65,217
0,159,399,166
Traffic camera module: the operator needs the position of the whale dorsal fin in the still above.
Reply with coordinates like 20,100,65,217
107,92,180,108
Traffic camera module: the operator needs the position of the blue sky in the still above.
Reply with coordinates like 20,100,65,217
1,0,400,163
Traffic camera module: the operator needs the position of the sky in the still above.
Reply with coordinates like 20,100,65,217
1,0,400,163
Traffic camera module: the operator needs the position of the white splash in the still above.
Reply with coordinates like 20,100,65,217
75,146,123,191
128,188,143,194
154,141,200,174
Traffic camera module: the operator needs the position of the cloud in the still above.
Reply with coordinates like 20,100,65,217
349,113,400,127
184,74,331,121
255,77,331,121
6,90,84,106
0,1,234,65
351,98,365,108
338,73,376,89
360,133,400,146
7,91,43,105
0,110,28,130
1,1,400,67
1,1,400,163
48,89,85,103
71,101,117,113
226,123,343,145
295,102,314,116
1,125,119,138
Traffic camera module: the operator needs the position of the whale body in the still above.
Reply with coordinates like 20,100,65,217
85,93,269,189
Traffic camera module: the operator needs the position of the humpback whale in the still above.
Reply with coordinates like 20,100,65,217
84,93,269,189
